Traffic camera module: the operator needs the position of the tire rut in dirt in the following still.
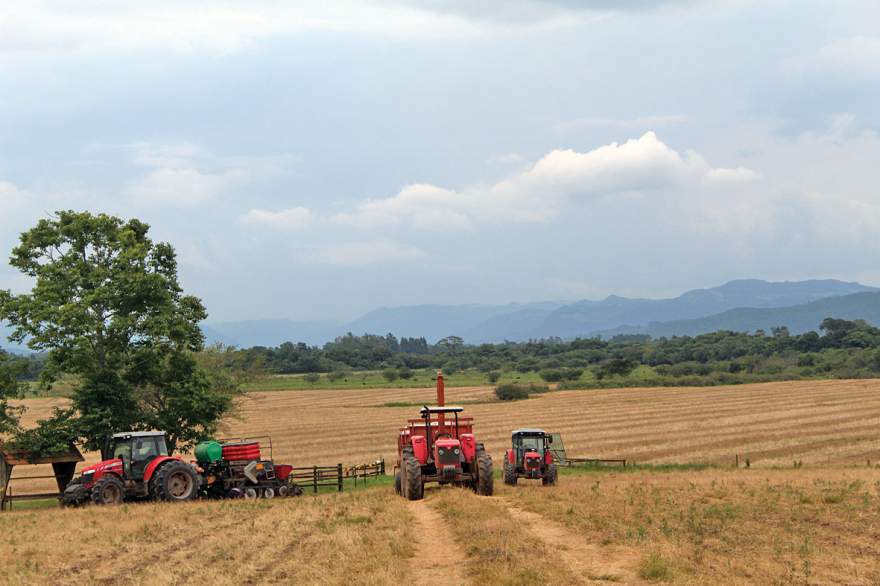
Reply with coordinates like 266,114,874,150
406,499,468,585
501,498,645,585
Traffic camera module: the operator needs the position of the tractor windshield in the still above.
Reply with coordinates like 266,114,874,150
520,436,544,452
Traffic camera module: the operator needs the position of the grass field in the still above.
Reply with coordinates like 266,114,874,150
241,368,545,391
5,379,880,584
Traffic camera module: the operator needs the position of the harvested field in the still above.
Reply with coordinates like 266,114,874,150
11,379,880,492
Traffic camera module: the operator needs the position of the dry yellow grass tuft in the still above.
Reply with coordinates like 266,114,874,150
0,489,413,585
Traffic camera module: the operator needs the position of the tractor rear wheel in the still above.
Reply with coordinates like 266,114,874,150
91,475,125,505
475,450,494,496
503,462,517,486
152,461,199,502
403,452,423,501
542,463,558,486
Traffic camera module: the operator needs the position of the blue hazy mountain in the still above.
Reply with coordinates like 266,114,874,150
200,279,878,346
599,291,880,338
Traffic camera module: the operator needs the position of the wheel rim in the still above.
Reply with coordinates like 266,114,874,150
101,484,121,503
262,487,275,499
244,488,258,499
167,471,194,498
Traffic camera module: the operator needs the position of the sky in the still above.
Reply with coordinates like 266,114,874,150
1,0,880,322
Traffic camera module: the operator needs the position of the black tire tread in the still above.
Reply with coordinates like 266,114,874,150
403,452,423,501
503,461,518,486
152,460,199,502
475,450,493,496
90,474,125,505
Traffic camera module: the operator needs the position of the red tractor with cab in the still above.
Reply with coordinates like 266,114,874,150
394,371,493,500
503,428,557,486
62,431,199,506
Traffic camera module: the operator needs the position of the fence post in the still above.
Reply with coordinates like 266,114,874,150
313,465,318,494
380,458,385,476
337,463,343,492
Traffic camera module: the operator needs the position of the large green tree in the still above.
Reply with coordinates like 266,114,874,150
0,350,27,437
0,211,238,454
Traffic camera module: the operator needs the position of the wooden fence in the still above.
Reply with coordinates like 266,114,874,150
288,459,386,493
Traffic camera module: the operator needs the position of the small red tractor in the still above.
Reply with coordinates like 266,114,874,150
503,428,557,486
394,370,493,500
61,431,301,506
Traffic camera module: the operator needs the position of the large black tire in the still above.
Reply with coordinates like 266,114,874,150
403,452,424,501
61,478,89,507
475,449,494,496
542,463,558,486
394,470,402,495
503,462,518,486
91,474,125,505
151,461,199,502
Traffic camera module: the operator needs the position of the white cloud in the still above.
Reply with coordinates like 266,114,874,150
122,142,297,206
702,166,761,185
0,180,30,210
816,36,880,79
334,132,750,230
240,207,314,230
307,240,427,266
0,1,584,56
555,114,688,133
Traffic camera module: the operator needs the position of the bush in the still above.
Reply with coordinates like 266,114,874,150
495,384,531,401
326,370,346,382
398,366,413,379
487,370,502,384
303,372,320,384
562,367,583,381
638,553,674,582
494,383,548,401
382,368,399,382
538,368,565,382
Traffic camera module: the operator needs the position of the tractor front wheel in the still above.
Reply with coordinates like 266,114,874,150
503,462,518,486
475,450,494,496
542,463,558,486
152,461,199,502
394,470,402,495
403,452,424,501
91,475,125,505
61,478,89,507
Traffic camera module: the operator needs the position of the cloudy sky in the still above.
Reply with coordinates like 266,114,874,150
1,0,880,322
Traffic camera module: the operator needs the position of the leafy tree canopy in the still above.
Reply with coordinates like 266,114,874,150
0,211,239,454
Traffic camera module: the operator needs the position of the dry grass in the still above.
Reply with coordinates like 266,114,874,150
5,379,880,584
11,378,880,493
502,468,880,584
0,489,413,585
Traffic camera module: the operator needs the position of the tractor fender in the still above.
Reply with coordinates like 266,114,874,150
80,458,124,488
410,435,428,465
143,455,183,483
459,433,476,462
506,449,515,465
544,450,553,466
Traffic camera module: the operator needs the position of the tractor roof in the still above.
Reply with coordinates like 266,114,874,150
420,406,464,415
111,431,166,439
512,428,546,436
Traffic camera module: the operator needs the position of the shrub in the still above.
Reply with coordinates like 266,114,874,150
638,553,674,582
303,372,320,384
487,370,502,384
382,368,399,382
539,368,565,382
398,367,413,379
494,383,549,401
562,367,583,381
495,384,531,401
327,370,346,382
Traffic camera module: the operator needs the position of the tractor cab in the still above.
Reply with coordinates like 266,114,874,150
504,428,557,486
104,431,169,480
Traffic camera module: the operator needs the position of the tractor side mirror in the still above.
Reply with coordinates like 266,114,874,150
547,436,553,444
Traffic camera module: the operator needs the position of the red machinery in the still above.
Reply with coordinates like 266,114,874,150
503,428,557,486
394,370,493,500
62,431,199,506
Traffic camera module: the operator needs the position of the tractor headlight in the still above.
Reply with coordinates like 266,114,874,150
438,448,445,455
454,449,460,455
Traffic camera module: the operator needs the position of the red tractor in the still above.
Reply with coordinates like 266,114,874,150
503,428,557,486
61,431,199,506
394,371,493,500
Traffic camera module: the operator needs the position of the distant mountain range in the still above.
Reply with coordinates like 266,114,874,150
199,279,880,347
